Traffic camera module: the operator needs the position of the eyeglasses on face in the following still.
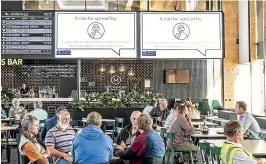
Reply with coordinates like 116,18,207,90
61,118,71,121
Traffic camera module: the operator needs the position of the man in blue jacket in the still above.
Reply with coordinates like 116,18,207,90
72,112,113,164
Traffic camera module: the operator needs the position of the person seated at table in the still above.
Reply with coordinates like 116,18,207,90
185,101,200,119
221,120,265,164
1,108,7,119
19,114,50,164
116,114,165,163
150,98,170,121
72,112,113,164
117,111,142,145
143,99,158,115
169,104,201,163
9,98,27,119
41,105,67,140
235,101,261,139
45,110,75,164
20,84,30,98
164,100,185,130
30,100,48,128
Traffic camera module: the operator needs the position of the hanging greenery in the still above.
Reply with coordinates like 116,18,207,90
72,91,164,109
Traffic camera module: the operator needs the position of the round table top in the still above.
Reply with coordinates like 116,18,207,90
102,119,115,122
1,126,18,131
82,119,115,122
205,140,266,157
1,118,22,122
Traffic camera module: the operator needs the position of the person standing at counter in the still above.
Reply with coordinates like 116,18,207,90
9,98,27,119
20,84,30,98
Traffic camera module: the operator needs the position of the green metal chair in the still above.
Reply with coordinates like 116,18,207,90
165,132,194,164
199,140,211,164
199,101,213,115
202,99,209,102
211,100,222,109
210,144,222,164
160,127,167,139
160,127,167,163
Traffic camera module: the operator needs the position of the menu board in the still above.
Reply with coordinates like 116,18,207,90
141,12,223,59
1,11,53,55
55,12,136,58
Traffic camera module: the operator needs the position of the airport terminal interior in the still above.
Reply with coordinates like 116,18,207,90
1,0,266,164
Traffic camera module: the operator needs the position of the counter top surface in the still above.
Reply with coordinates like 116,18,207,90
18,98,73,102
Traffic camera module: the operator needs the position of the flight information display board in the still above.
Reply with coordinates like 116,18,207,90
1,11,53,55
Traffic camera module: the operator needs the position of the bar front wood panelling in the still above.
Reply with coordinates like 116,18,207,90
222,1,239,108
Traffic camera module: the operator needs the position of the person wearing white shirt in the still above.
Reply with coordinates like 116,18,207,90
235,101,261,139
164,101,185,130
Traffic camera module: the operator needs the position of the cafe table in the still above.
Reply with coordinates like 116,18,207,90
192,128,226,145
192,121,218,128
204,139,266,158
1,125,19,163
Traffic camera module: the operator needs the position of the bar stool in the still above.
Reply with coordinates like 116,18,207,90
114,117,124,128
102,120,116,140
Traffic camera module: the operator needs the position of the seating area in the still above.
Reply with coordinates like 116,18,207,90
1,0,266,163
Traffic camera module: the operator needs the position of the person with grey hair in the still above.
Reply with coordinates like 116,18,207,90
150,98,170,121
30,101,48,128
9,98,27,119
116,111,142,146
41,105,67,140
19,114,50,164
45,110,75,164
72,112,113,164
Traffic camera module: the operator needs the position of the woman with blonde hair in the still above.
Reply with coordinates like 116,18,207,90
185,101,200,119
9,98,27,119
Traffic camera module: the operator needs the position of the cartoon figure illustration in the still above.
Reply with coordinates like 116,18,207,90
173,23,190,40
87,22,105,40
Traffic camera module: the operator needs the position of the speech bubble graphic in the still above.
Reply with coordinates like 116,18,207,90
55,12,136,58
141,12,223,58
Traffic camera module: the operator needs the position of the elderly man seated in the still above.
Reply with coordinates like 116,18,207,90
45,110,75,164
72,112,113,164
221,120,265,164
117,111,142,146
150,98,170,121
19,114,50,164
41,106,67,140
116,114,165,163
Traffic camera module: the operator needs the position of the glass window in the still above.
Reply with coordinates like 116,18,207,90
207,59,223,106
23,0,56,10
251,60,265,115
234,63,252,113
57,0,85,10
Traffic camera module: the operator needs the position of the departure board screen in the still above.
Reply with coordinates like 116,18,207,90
1,11,53,55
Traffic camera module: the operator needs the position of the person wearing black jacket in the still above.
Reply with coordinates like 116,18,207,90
116,111,141,145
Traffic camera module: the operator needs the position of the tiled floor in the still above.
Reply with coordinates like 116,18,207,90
1,146,19,164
